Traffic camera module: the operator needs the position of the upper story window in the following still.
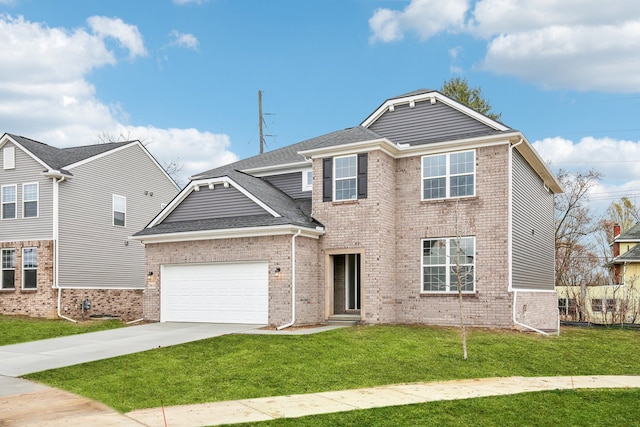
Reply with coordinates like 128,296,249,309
422,236,475,293
23,183,38,218
422,150,475,200
1,184,16,219
113,194,126,226
1,248,15,289
322,153,368,202
302,169,312,192
334,155,357,201
3,146,15,170
22,247,37,289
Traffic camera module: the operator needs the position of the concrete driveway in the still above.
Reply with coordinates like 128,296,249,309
0,322,260,378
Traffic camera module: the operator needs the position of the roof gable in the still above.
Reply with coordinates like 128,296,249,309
361,90,510,146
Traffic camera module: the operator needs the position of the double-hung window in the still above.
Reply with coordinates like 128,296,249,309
113,195,126,226
22,247,37,289
23,183,38,218
334,155,357,201
1,248,15,289
422,150,475,200
1,184,16,219
422,237,475,293
302,169,312,192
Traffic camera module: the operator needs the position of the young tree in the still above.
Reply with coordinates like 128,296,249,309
440,77,502,121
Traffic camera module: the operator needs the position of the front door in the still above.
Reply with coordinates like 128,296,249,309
332,253,361,315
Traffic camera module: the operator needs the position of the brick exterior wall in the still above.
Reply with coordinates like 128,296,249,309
513,290,559,331
313,150,398,324
0,240,56,318
59,289,143,321
143,235,321,326
0,239,144,321
393,145,514,328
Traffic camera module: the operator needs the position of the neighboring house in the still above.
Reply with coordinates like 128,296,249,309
134,89,562,331
558,223,640,324
0,133,179,320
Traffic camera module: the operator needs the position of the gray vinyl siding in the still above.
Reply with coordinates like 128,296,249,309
163,185,268,223
0,142,53,241
368,100,492,145
264,172,311,199
57,144,178,289
511,150,555,290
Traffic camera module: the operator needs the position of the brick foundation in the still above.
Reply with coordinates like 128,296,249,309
59,288,143,321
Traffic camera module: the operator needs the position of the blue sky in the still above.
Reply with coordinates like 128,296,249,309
1,0,639,213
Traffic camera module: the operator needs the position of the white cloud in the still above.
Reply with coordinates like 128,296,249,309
0,15,237,185
533,136,640,211
369,0,640,93
169,30,199,50
369,0,469,43
87,16,147,59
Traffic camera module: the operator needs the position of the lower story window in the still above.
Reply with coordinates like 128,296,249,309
422,237,475,293
22,247,37,289
2,248,15,289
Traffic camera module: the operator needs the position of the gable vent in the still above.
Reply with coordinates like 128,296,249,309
3,146,15,170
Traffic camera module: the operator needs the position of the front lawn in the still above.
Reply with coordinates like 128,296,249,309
26,325,640,413
229,389,640,426
0,315,124,346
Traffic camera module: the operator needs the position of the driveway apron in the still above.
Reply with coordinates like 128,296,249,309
0,322,260,377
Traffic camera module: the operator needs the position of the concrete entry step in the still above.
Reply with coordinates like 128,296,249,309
327,314,360,326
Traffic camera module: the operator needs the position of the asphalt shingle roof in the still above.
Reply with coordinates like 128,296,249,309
7,134,132,174
616,223,640,241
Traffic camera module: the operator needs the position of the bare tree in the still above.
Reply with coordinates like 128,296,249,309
452,200,469,360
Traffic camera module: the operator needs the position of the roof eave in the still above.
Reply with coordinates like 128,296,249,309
132,224,325,244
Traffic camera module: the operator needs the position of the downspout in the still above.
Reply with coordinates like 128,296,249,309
52,175,77,323
277,229,302,330
508,138,549,335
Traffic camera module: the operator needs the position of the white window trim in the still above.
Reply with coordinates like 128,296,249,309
421,236,476,294
421,150,475,201
302,169,312,192
113,194,126,227
333,154,357,202
1,248,15,289
22,247,37,290
22,182,39,219
1,184,17,220
3,146,15,170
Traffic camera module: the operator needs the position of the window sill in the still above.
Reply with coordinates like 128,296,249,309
331,199,359,206
420,196,477,204
420,292,477,297
0,288,16,292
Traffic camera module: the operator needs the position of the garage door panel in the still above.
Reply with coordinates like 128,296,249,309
161,262,268,324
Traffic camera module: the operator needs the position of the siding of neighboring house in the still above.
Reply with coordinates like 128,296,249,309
511,149,555,290
57,143,177,290
368,101,492,145
163,185,267,222
264,171,311,199
394,144,513,327
0,141,54,241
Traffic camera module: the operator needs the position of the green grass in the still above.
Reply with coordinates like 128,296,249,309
25,325,640,413
228,389,640,427
0,315,124,346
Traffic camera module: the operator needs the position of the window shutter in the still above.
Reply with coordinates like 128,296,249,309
322,157,332,202
357,153,368,199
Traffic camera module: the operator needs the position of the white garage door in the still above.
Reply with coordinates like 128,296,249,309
161,262,268,324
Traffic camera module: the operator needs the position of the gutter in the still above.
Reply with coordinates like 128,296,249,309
277,229,302,330
50,175,77,323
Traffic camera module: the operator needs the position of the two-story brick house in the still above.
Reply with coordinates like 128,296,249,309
0,133,179,320
134,89,562,331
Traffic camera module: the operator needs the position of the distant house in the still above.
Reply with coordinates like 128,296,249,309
0,133,179,320
558,223,640,324
134,89,562,332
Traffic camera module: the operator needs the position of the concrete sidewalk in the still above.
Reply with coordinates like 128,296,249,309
1,375,639,426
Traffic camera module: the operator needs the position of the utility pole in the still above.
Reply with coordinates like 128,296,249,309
258,90,265,154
